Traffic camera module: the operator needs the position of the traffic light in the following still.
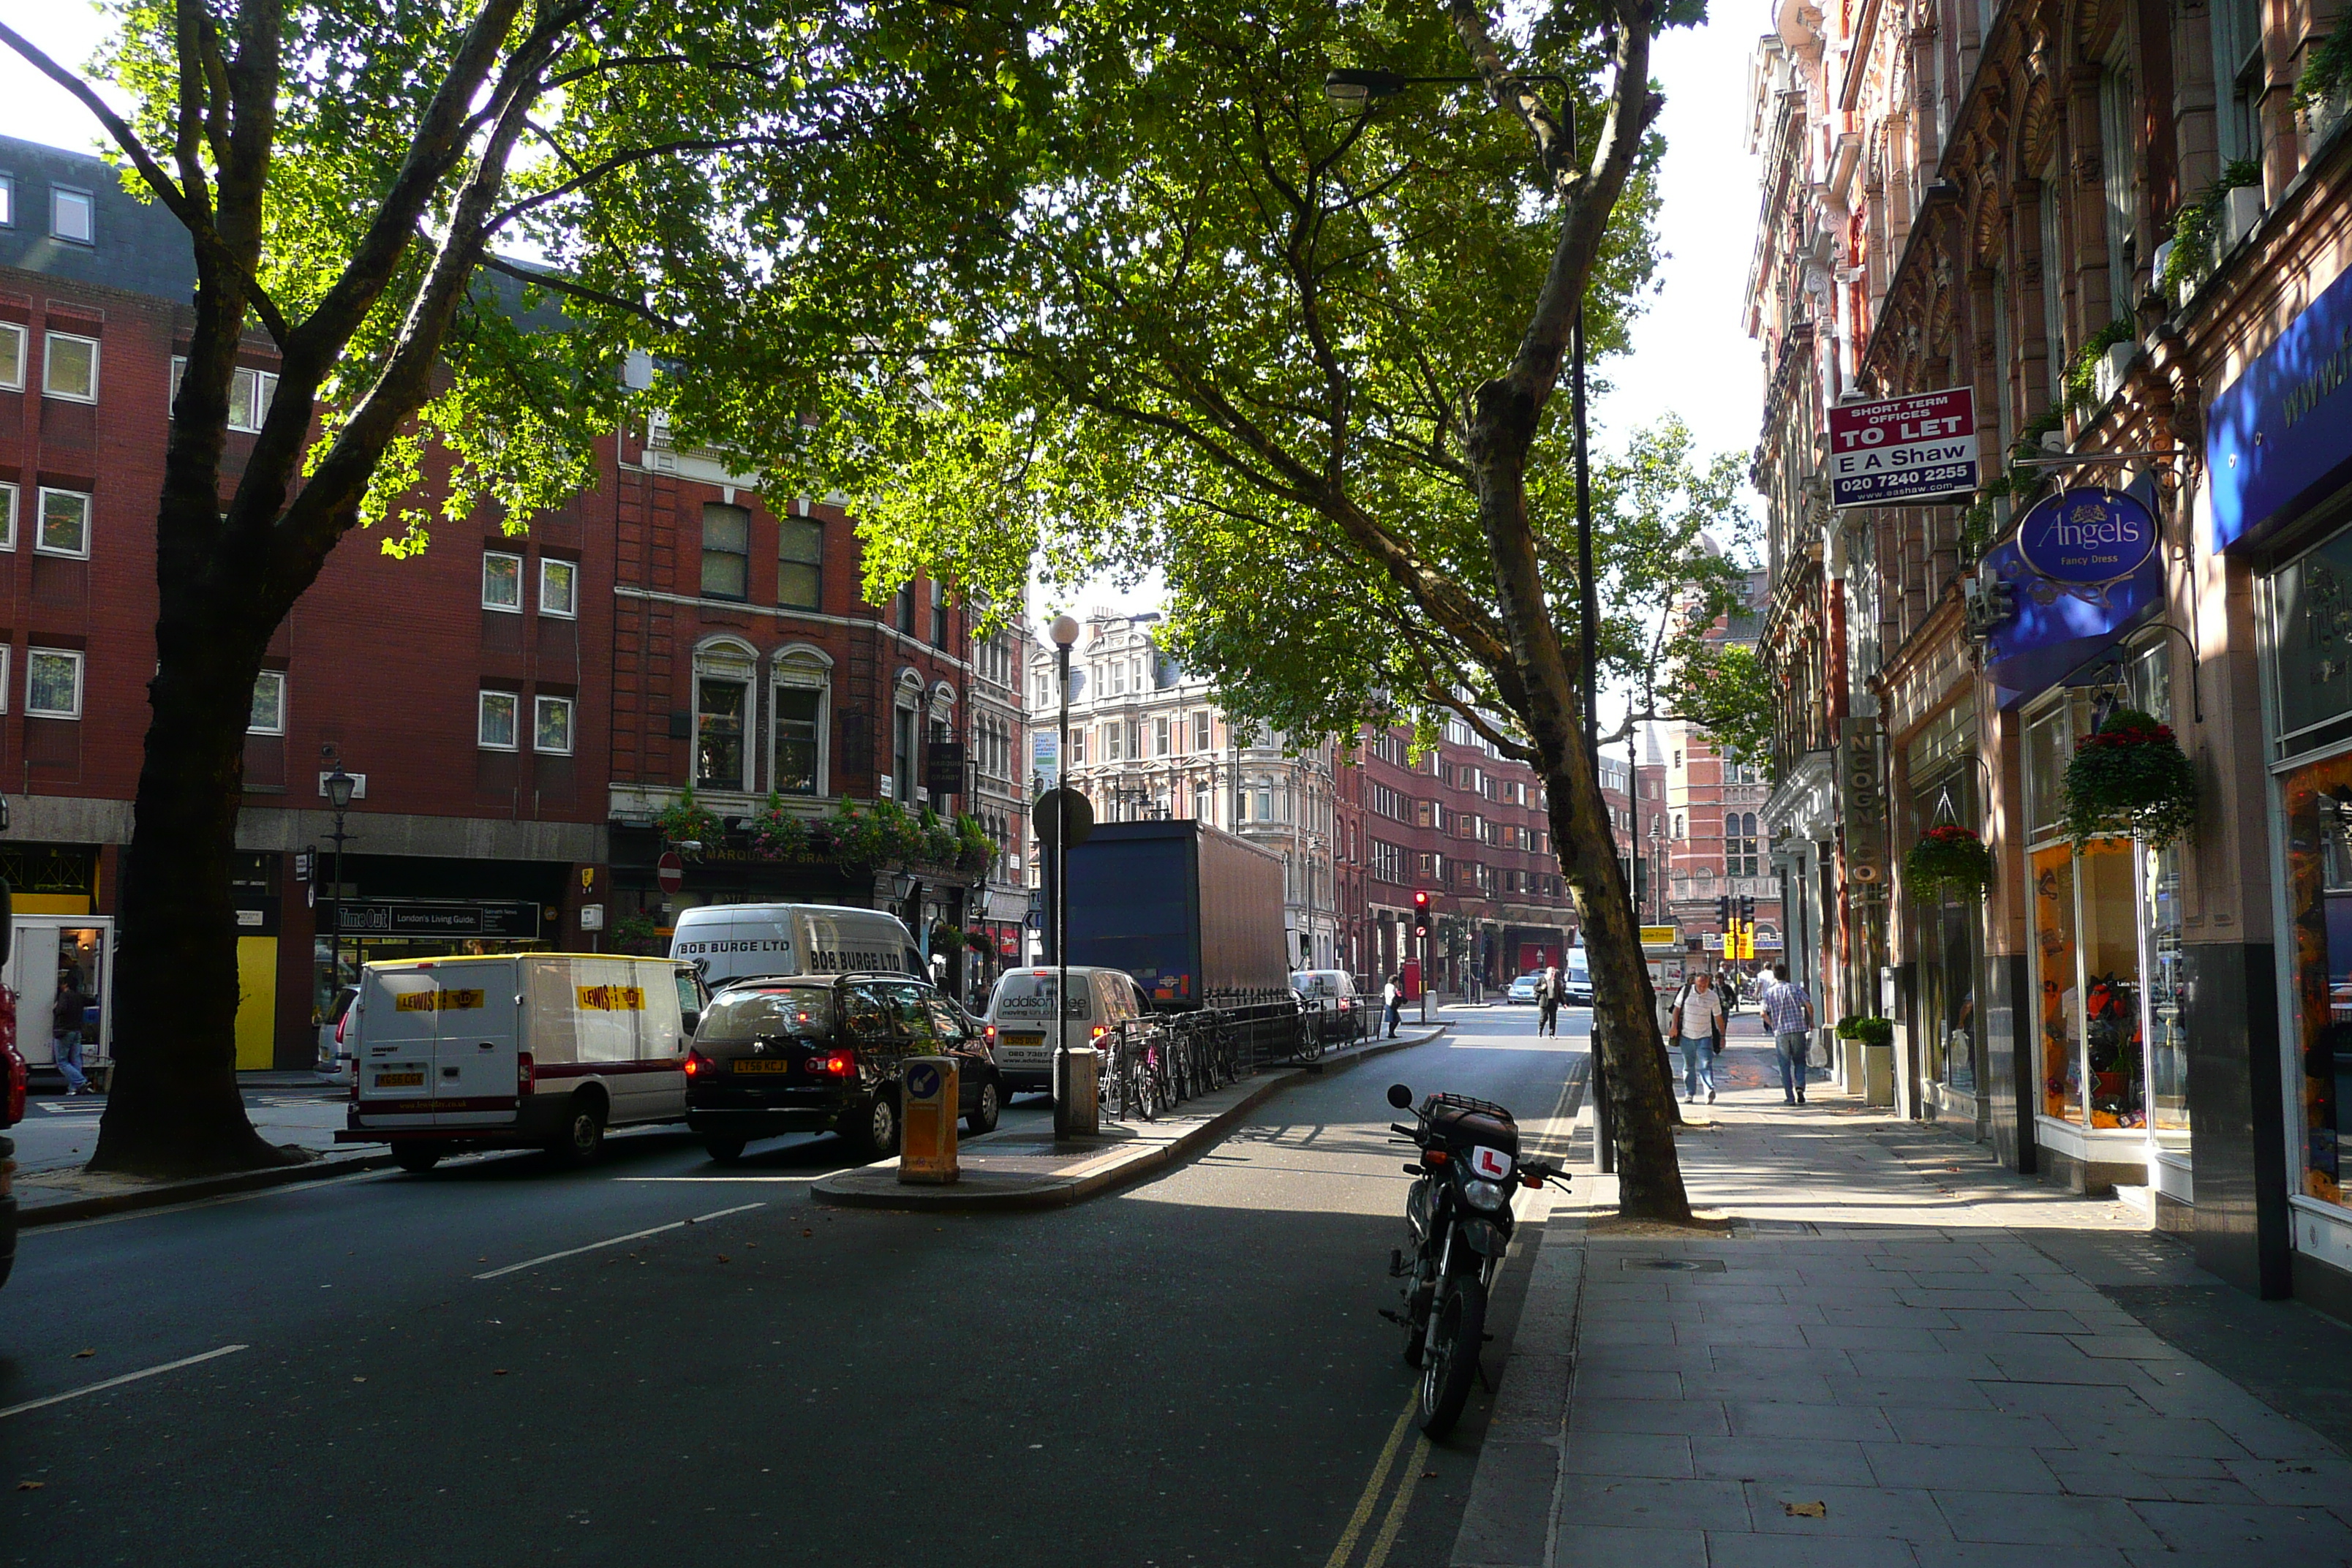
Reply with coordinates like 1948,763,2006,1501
1738,894,1756,923
1714,894,1730,925
1412,889,1431,935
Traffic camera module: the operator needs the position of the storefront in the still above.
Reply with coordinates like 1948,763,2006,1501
1901,701,1988,1137
2014,642,2191,1210
312,854,569,1036
2,845,114,1076
2208,246,2352,1312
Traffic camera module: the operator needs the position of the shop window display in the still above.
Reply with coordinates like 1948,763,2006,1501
2279,756,2352,1207
2033,843,2083,1120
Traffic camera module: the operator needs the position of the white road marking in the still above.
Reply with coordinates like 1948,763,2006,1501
0,1344,248,1421
618,1172,851,1184
473,1202,766,1279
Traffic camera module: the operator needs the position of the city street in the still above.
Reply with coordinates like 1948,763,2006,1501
1,1003,1590,1568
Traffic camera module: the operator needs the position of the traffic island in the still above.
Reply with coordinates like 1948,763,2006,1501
813,1022,1451,1212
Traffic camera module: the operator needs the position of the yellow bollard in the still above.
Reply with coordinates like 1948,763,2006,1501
898,1057,960,1183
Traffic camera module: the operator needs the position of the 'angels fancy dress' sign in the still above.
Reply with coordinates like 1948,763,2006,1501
2016,488,2159,585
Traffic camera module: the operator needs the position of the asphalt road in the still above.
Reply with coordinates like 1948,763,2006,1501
1,1003,1590,1568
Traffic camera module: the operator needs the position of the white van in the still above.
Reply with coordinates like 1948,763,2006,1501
336,954,704,1172
1565,947,1592,1006
669,903,923,992
983,966,1150,1095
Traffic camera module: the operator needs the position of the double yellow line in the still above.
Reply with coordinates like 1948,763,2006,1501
1324,1393,1432,1568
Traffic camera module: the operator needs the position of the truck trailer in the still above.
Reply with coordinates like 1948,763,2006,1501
1052,820,1288,1008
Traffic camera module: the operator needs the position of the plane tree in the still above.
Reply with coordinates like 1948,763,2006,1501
727,0,1740,1216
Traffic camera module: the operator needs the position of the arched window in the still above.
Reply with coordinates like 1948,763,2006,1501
694,637,758,792
769,643,832,797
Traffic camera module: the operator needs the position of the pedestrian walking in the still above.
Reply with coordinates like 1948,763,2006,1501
1760,961,1816,1105
53,971,94,1095
1670,971,1725,1104
1537,963,1561,1037
1382,973,1402,1039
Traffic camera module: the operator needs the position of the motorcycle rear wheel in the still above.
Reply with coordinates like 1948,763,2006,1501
1417,1274,1486,1437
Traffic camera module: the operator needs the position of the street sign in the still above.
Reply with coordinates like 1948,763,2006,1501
2014,487,2159,584
657,851,685,894
1828,387,1978,508
1640,924,1678,947
1030,786,1094,849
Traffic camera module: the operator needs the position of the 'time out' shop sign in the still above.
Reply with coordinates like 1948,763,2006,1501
1827,387,1980,508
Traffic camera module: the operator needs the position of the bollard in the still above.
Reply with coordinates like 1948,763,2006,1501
898,1057,960,1184
1056,1045,1099,1139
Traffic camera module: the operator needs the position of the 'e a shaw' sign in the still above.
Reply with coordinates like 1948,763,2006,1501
1828,388,1979,508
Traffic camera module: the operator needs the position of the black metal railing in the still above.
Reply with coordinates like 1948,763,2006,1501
1098,987,1376,1122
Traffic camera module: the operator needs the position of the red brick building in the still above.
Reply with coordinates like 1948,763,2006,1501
0,132,1008,1070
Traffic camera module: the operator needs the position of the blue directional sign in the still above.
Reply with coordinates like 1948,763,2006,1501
906,1063,941,1100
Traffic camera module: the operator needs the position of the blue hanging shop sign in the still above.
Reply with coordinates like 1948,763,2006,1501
2014,487,2160,584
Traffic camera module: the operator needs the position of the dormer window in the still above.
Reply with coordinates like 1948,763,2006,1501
50,187,93,245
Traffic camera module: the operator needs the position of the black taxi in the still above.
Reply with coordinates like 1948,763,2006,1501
684,972,1003,1164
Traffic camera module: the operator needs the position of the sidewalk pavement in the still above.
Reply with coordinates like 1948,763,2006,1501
814,1020,1452,1211
1452,1030,2352,1568
10,1078,383,1224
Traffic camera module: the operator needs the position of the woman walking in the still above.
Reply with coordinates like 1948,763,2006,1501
1670,971,1726,1105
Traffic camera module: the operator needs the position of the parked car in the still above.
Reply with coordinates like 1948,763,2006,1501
336,954,704,1172
1507,972,1544,1005
1290,969,1367,1044
687,971,1003,1164
314,984,360,1085
981,966,1150,1096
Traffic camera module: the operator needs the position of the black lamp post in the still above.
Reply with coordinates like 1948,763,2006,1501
1049,613,1081,1138
323,756,357,992
1326,61,1607,1161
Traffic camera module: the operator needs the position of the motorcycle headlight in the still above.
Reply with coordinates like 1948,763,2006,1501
1461,1177,1506,1210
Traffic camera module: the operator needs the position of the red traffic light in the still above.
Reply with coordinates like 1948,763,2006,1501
1412,889,1431,909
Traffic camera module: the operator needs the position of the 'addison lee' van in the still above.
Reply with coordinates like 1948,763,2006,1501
336,954,702,1172
669,903,923,992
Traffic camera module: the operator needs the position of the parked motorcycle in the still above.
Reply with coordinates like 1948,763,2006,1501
1382,1082,1568,1436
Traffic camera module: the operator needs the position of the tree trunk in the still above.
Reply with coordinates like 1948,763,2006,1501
1465,372,1690,1221
88,491,297,1175
1545,770,1690,1219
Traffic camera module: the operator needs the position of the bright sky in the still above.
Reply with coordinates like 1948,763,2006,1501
0,0,1769,697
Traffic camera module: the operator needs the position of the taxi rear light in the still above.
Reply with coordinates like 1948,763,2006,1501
823,1050,856,1077
685,1048,711,1077
518,1051,535,1096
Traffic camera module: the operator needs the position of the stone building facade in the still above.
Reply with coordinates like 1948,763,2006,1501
1748,0,2352,1317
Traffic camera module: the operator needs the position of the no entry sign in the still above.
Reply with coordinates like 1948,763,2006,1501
657,851,685,894
1828,388,1978,508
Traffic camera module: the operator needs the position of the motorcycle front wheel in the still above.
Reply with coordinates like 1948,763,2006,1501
1417,1273,1487,1437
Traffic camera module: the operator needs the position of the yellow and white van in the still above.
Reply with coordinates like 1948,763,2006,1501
336,954,704,1172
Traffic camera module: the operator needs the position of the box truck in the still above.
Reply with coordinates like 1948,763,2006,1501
1052,820,1288,1008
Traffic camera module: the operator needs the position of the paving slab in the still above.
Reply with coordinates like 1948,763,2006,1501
1446,1028,2351,1568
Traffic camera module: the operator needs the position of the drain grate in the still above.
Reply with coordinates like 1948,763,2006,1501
1622,1257,1728,1273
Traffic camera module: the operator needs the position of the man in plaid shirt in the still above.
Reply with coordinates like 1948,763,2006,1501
1760,962,1815,1105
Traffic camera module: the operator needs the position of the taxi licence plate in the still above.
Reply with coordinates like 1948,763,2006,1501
374,1071,425,1088
732,1060,794,1074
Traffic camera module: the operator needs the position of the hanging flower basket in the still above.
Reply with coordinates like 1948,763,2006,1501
2060,706,2199,849
1904,825,1994,895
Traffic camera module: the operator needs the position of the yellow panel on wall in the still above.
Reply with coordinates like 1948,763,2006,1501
14,894,93,916
236,936,278,1070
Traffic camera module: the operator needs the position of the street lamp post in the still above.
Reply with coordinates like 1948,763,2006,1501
1049,613,1081,1139
1322,64,1607,1162
323,755,358,998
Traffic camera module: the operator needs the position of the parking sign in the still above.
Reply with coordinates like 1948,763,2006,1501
1827,388,1978,508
